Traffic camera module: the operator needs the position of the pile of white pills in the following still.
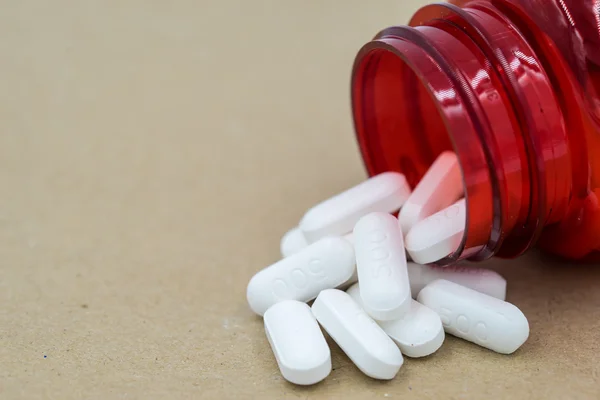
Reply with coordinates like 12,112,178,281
247,151,529,385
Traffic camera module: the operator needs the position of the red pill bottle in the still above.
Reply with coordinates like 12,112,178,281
351,0,600,264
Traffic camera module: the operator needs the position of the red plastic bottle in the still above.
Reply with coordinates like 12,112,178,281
351,0,600,264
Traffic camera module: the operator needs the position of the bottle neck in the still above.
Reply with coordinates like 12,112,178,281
351,1,572,262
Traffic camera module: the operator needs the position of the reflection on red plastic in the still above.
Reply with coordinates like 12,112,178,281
352,0,600,263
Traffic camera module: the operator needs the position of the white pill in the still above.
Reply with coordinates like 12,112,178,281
280,227,308,257
417,279,529,354
247,237,355,315
264,301,331,385
340,261,505,301
399,152,463,234
407,263,506,300
354,212,411,321
312,289,403,380
299,172,411,243
347,283,444,358
405,199,466,264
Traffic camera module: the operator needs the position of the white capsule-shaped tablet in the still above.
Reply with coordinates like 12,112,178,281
339,261,505,301
407,263,506,300
280,227,309,258
299,172,411,243
312,289,403,380
417,280,529,354
346,283,444,358
399,152,463,234
354,212,411,321
405,199,466,264
247,237,355,315
264,301,331,385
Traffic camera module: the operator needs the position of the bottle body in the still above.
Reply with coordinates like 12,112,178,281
351,0,600,263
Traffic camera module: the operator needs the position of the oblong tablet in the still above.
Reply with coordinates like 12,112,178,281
247,237,355,315
417,280,529,354
405,199,466,264
264,301,331,385
354,212,411,321
299,172,411,243
347,283,444,358
399,151,463,234
407,263,506,300
311,289,403,380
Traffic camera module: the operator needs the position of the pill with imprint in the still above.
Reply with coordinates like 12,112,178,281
417,279,529,354
353,212,411,321
247,237,355,315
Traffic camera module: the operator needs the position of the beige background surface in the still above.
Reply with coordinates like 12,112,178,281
1,1,599,399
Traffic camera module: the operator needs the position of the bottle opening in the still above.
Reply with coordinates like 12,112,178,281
353,0,600,262
352,26,500,263
351,47,453,188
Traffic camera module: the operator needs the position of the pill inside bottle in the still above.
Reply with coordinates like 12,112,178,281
350,0,600,263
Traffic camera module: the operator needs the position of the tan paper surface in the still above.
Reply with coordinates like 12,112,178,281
1,1,599,398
